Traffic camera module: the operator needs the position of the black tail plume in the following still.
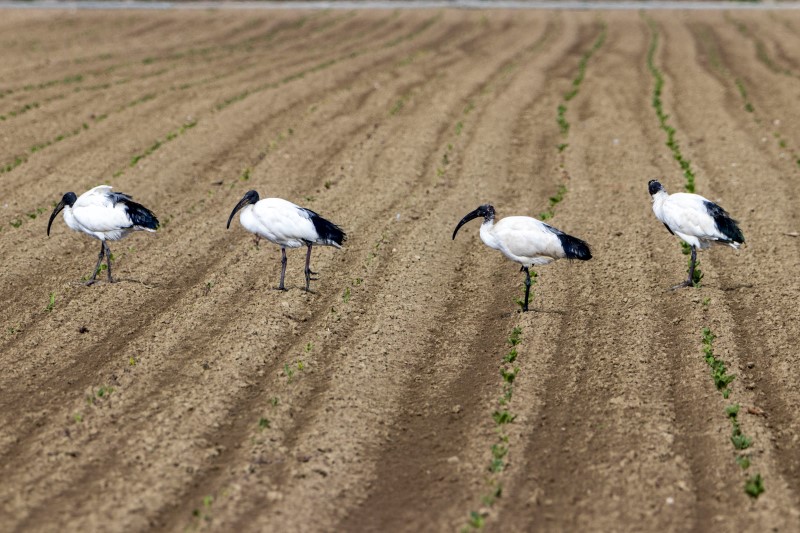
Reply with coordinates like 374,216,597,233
704,201,744,244
557,233,592,260
305,209,346,247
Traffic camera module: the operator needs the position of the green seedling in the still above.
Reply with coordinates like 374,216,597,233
284,363,294,383
297,360,305,372
46,292,56,312
73,413,83,423
96,386,114,398
557,104,569,136
343,287,351,302
492,410,516,425
508,327,522,346
270,397,279,407
258,417,271,430
504,348,518,364
10,219,22,228
736,455,751,469
455,121,463,135
500,367,519,385
731,433,752,450
129,357,137,366
745,473,764,498
467,511,485,529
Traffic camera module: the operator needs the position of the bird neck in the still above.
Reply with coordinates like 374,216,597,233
651,190,668,206
479,218,499,250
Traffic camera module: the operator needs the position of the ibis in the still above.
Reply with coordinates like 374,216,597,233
226,190,346,291
47,185,159,284
648,179,745,289
452,204,592,312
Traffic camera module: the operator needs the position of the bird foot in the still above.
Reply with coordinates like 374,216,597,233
273,286,288,292
669,280,694,291
84,279,99,286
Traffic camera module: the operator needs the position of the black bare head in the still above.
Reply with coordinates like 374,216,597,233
648,179,665,196
227,190,259,229
47,192,77,236
452,204,495,240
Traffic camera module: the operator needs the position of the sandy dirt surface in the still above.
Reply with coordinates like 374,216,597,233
1,8,800,532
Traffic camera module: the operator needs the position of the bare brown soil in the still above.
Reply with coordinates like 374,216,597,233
1,9,799,532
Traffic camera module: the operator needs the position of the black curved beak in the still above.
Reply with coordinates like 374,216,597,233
452,208,483,240
226,196,249,229
47,200,66,236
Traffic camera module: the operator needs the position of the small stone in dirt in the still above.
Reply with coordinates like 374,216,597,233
666,497,674,505
446,456,459,464
451,404,462,414
267,491,283,502
78,326,89,334
747,361,755,369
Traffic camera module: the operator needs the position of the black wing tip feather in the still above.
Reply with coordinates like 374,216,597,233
122,199,159,230
306,209,346,246
704,201,745,244
557,233,592,261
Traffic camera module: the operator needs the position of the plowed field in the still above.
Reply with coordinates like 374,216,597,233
1,8,800,532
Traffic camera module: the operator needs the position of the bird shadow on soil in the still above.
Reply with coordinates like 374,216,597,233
71,278,160,289
720,283,754,292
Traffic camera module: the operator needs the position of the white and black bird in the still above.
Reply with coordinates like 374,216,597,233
452,204,592,312
47,185,159,284
648,179,744,289
226,190,346,291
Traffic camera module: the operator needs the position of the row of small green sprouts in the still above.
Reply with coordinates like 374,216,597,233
647,16,764,498
709,19,800,168
4,13,436,227
462,326,522,531
1,90,166,184
645,15,705,284
555,21,607,147
726,14,792,78
692,25,755,115
701,328,764,498
645,15,696,194
528,21,605,308
219,12,442,113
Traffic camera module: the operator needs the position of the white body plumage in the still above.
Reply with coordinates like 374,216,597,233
47,185,159,284
479,216,573,267
61,185,157,242
236,197,342,249
227,190,346,291
648,179,744,289
651,190,742,250
452,204,591,312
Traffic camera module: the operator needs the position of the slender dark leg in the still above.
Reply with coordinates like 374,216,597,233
104,242,115,283
670,245,696,290
687,245,697,286
522,267,532,312
85,242,105,285
304,244,315,292
275,247,287,291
